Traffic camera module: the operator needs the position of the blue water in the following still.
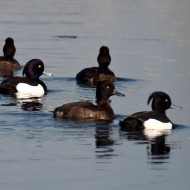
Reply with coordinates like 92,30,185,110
0,0,190,189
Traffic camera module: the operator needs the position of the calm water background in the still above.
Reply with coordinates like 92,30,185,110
0,0,190,189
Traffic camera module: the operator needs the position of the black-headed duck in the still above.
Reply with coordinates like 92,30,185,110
76,46,116,86
0,59,52,98
119,91,182,130
0,37,20,70
54,80,125,121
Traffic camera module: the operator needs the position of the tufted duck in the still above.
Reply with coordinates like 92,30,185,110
0,37,20,71
119,91,182,130
0,59,52,98
76,46,117,86
54,80,125,121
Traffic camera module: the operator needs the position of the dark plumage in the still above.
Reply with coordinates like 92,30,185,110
3,37,16,60
76,46,117,86
119,91,182,130
54,80,125,121
0,59,52,97
0,37,20,71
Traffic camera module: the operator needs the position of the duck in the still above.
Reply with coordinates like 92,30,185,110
119,91,182,130
0,37,21,71
54,80,125,121
76,46,117,86
0,59,52,98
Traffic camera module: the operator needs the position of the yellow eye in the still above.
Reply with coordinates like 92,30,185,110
165,99,168,102
38,65,42,68
106,86,110,89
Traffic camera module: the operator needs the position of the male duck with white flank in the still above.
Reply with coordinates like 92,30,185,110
0,59,52,98
119,91,182,130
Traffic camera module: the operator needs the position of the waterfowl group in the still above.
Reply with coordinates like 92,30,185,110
0,37,182,129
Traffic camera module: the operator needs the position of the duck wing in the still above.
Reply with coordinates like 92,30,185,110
119,111,152,131
54,101,94,118
76,67,99,85
2,77,39,85
0,77,39,95
0,77,22,94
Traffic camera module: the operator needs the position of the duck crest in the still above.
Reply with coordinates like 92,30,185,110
23,59,44,80
147,91,171,113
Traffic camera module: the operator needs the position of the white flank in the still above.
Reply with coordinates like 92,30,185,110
143,128,172,139
16,83,44,98
144,119,172,130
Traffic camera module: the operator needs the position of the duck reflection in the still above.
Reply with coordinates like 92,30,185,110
0,96,43,111
147,135,170,156
95,126,117,159
120,127,171,163
95,126,115,147
19,98,43,111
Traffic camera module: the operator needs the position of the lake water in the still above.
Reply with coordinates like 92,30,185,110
0,0,190,189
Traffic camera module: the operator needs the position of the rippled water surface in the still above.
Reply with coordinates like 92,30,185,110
0,0,190,189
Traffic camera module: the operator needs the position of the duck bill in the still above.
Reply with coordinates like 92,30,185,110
170,104,182,110
43,71,53,76
113,89,125,97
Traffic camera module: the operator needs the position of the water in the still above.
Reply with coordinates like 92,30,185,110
0,0,190,189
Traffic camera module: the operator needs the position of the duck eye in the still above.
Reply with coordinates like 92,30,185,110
38,65,42,68
165,99,168,102
106,86,110,89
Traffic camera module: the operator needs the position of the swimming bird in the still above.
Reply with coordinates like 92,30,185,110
119,91,182,130
0,59,52,98
54,80,125,121
76,46,117,86
0,37,20,70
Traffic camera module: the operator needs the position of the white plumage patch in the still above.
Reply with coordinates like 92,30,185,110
144,119,172,130
16,83,44,98
143,128,172,139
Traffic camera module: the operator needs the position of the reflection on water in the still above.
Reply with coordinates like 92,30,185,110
147,135,170,165
95,126,117,159
20,98,43,111
0,97,43,111
120,128,173,165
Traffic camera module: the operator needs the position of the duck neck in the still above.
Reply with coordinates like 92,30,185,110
152,107,166,114
98,64,109,69
96,97,111,106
